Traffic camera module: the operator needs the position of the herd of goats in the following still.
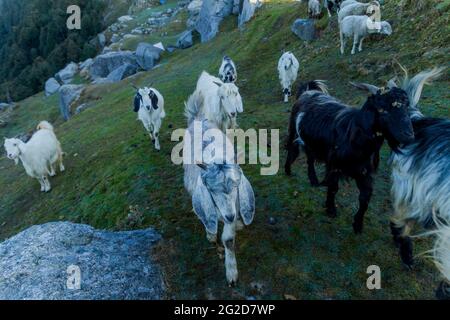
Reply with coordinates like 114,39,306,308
2,0,450,299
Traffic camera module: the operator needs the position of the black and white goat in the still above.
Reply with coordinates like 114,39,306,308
133,86,166,151
183,90,255,286
324,0,342,17
285,79,414,233
386,66,449,297
278,52,300,103
218,56,237,83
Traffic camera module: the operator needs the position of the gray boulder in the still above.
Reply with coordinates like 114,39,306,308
90,51,138,79
98,33,106,47
0,222,164,300
291,19,318,41
238,0,261,28
195,0,234,42
45,78,61,97
106,63,138,82
136,43,162,71
0,103,10,111
111,34,121,43
55,62,78,84
59,84,85,121
176,30,194,49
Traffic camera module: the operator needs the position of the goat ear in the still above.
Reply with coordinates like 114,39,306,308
238,173,255,226
213,81,223,87
133,94,141,112
350,82,380,95
192,178,218,235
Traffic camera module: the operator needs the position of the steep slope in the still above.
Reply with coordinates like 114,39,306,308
0,0,449,299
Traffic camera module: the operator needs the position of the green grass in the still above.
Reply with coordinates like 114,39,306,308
0,0,449,299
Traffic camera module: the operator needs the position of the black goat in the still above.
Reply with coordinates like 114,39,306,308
285,80,414,233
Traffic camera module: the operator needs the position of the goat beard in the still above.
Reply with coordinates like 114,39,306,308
14,158,19,165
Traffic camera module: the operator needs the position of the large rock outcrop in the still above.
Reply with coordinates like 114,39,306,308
59,84,85,121
106,63,138,82
135,43,163,71
195,0,235,42
291,18,318,41
0,222,164,300
89,51,138,79
55,62,79,84
238,0,261,28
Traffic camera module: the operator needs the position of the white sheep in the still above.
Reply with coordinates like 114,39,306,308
195,71,243,132
338,0,380,23
340,15,392,55
183,90,255,286
133,86,166,151
218,56,237,83
278,52,300,103
3,121,65,192
308,0,321,18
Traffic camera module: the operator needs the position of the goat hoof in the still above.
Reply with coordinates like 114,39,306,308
436,282,450,300
353,223,363,234
326,207,337,218
227,279,237,287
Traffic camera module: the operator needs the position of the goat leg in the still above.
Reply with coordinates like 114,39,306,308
284,143,300,176
353,173,373,234
325,171,340,218
222,222,238,286
306,148,320,186
390,219,415,269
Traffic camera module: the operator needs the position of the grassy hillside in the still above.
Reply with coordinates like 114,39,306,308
0,0,449,299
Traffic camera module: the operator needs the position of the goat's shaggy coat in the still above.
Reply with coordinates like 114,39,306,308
285,80,414,233
387,67,449,298
278,52,300,103
195,71,243,132
183,91,255,286
133,87,166,151
218,56,237,83
4,121,65,192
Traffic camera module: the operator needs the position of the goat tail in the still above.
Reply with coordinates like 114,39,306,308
296,80,328,100
286,100,303,151
184,90,204,126
37,120,54,131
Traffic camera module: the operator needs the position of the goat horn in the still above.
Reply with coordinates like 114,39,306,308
131,84,139,90
393,59,408,80
213,81,223,87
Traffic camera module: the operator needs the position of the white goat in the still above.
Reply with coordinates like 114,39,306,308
308,0,321,18
195,71,243,133
218,56,237,83
4,121,65,192
278,52,300,103
338,0,380,23
340,15,392,54
183,90,255,286
133,86,166,151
